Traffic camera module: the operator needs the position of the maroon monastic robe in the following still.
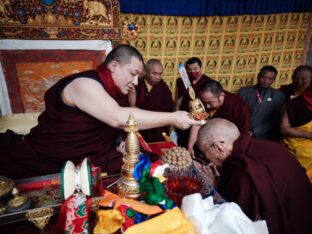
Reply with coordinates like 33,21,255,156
280,83,295,101
213,91,250,134
219,134,312,234
136,77,174,142
0,70,126,179
286,94,312,127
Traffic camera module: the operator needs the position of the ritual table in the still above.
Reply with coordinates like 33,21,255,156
0,173,120,234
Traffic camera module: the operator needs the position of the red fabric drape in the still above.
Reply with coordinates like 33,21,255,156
302,88,312,111
97,63,124,102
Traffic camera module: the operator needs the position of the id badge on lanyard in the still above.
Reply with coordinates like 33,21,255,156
256,90,262,103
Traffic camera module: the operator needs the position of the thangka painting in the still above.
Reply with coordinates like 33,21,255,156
0,0,121,42
0,0,120,114
122,13,311,94
0,50,106,113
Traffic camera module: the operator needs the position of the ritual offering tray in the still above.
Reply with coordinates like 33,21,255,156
0,173,61,228
0,173,120,230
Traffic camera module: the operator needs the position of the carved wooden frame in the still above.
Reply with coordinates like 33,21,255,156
0,0,121,45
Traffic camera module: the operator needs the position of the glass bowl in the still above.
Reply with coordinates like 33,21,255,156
164,174,207,207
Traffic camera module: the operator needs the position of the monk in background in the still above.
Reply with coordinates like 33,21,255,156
129,59,174,142
280,81,312,182
280,65,312,101
196,118,312,234
175,57,213,147
0,45,198,179
187,80,250,158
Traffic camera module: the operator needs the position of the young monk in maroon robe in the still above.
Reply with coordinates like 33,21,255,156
187,80,250,157
175,57,213,147
129,59,174,142
196,118,312,234
0,45,198,179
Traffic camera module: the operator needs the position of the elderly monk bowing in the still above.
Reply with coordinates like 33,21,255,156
196,118,312,234
129,59,174,142
187,80,250,157
0,45,198,179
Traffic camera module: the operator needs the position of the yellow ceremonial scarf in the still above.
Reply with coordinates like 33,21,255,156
282,120,312,183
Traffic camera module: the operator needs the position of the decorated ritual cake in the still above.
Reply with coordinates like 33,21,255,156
161,146,193,174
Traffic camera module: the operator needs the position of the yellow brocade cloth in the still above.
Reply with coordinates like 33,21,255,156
282,120,312,182
124,207,196,234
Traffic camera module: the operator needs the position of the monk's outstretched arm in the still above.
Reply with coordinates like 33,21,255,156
174,90,183,111
187,125,201,158
63,78,199,130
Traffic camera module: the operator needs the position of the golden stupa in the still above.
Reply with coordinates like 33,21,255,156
116,113,141,199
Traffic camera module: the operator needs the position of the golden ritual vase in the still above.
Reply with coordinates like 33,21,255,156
116,113,141,199
188,86,207,125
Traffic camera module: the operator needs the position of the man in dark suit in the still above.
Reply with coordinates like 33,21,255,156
239,65,285,140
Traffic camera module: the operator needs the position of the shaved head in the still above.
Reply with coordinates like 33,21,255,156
145,59,162,72
197,118,240,152
105,44,144,66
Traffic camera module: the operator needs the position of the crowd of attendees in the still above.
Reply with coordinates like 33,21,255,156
170,58,312,234
168,58,312,181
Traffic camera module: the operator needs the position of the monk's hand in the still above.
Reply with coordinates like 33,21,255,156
305,132,312,140
173,111,201,130
187,147,195,159
194,161,219,187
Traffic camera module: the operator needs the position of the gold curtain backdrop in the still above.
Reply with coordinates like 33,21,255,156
121,13,310,94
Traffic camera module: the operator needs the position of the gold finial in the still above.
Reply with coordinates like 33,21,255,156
188,87,207,125
8,188,28,208
125,112,139,132
162,132,171,142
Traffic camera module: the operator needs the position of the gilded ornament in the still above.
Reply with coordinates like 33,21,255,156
0,176,14,200
25,207,54,230
122,20,140,40
188,86,207,125
117,113,141,199
6,187,33,214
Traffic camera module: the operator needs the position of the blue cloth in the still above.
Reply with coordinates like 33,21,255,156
120,0,312,16
132,153,151,181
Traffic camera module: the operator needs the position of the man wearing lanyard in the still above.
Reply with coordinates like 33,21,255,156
239,65,285,141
